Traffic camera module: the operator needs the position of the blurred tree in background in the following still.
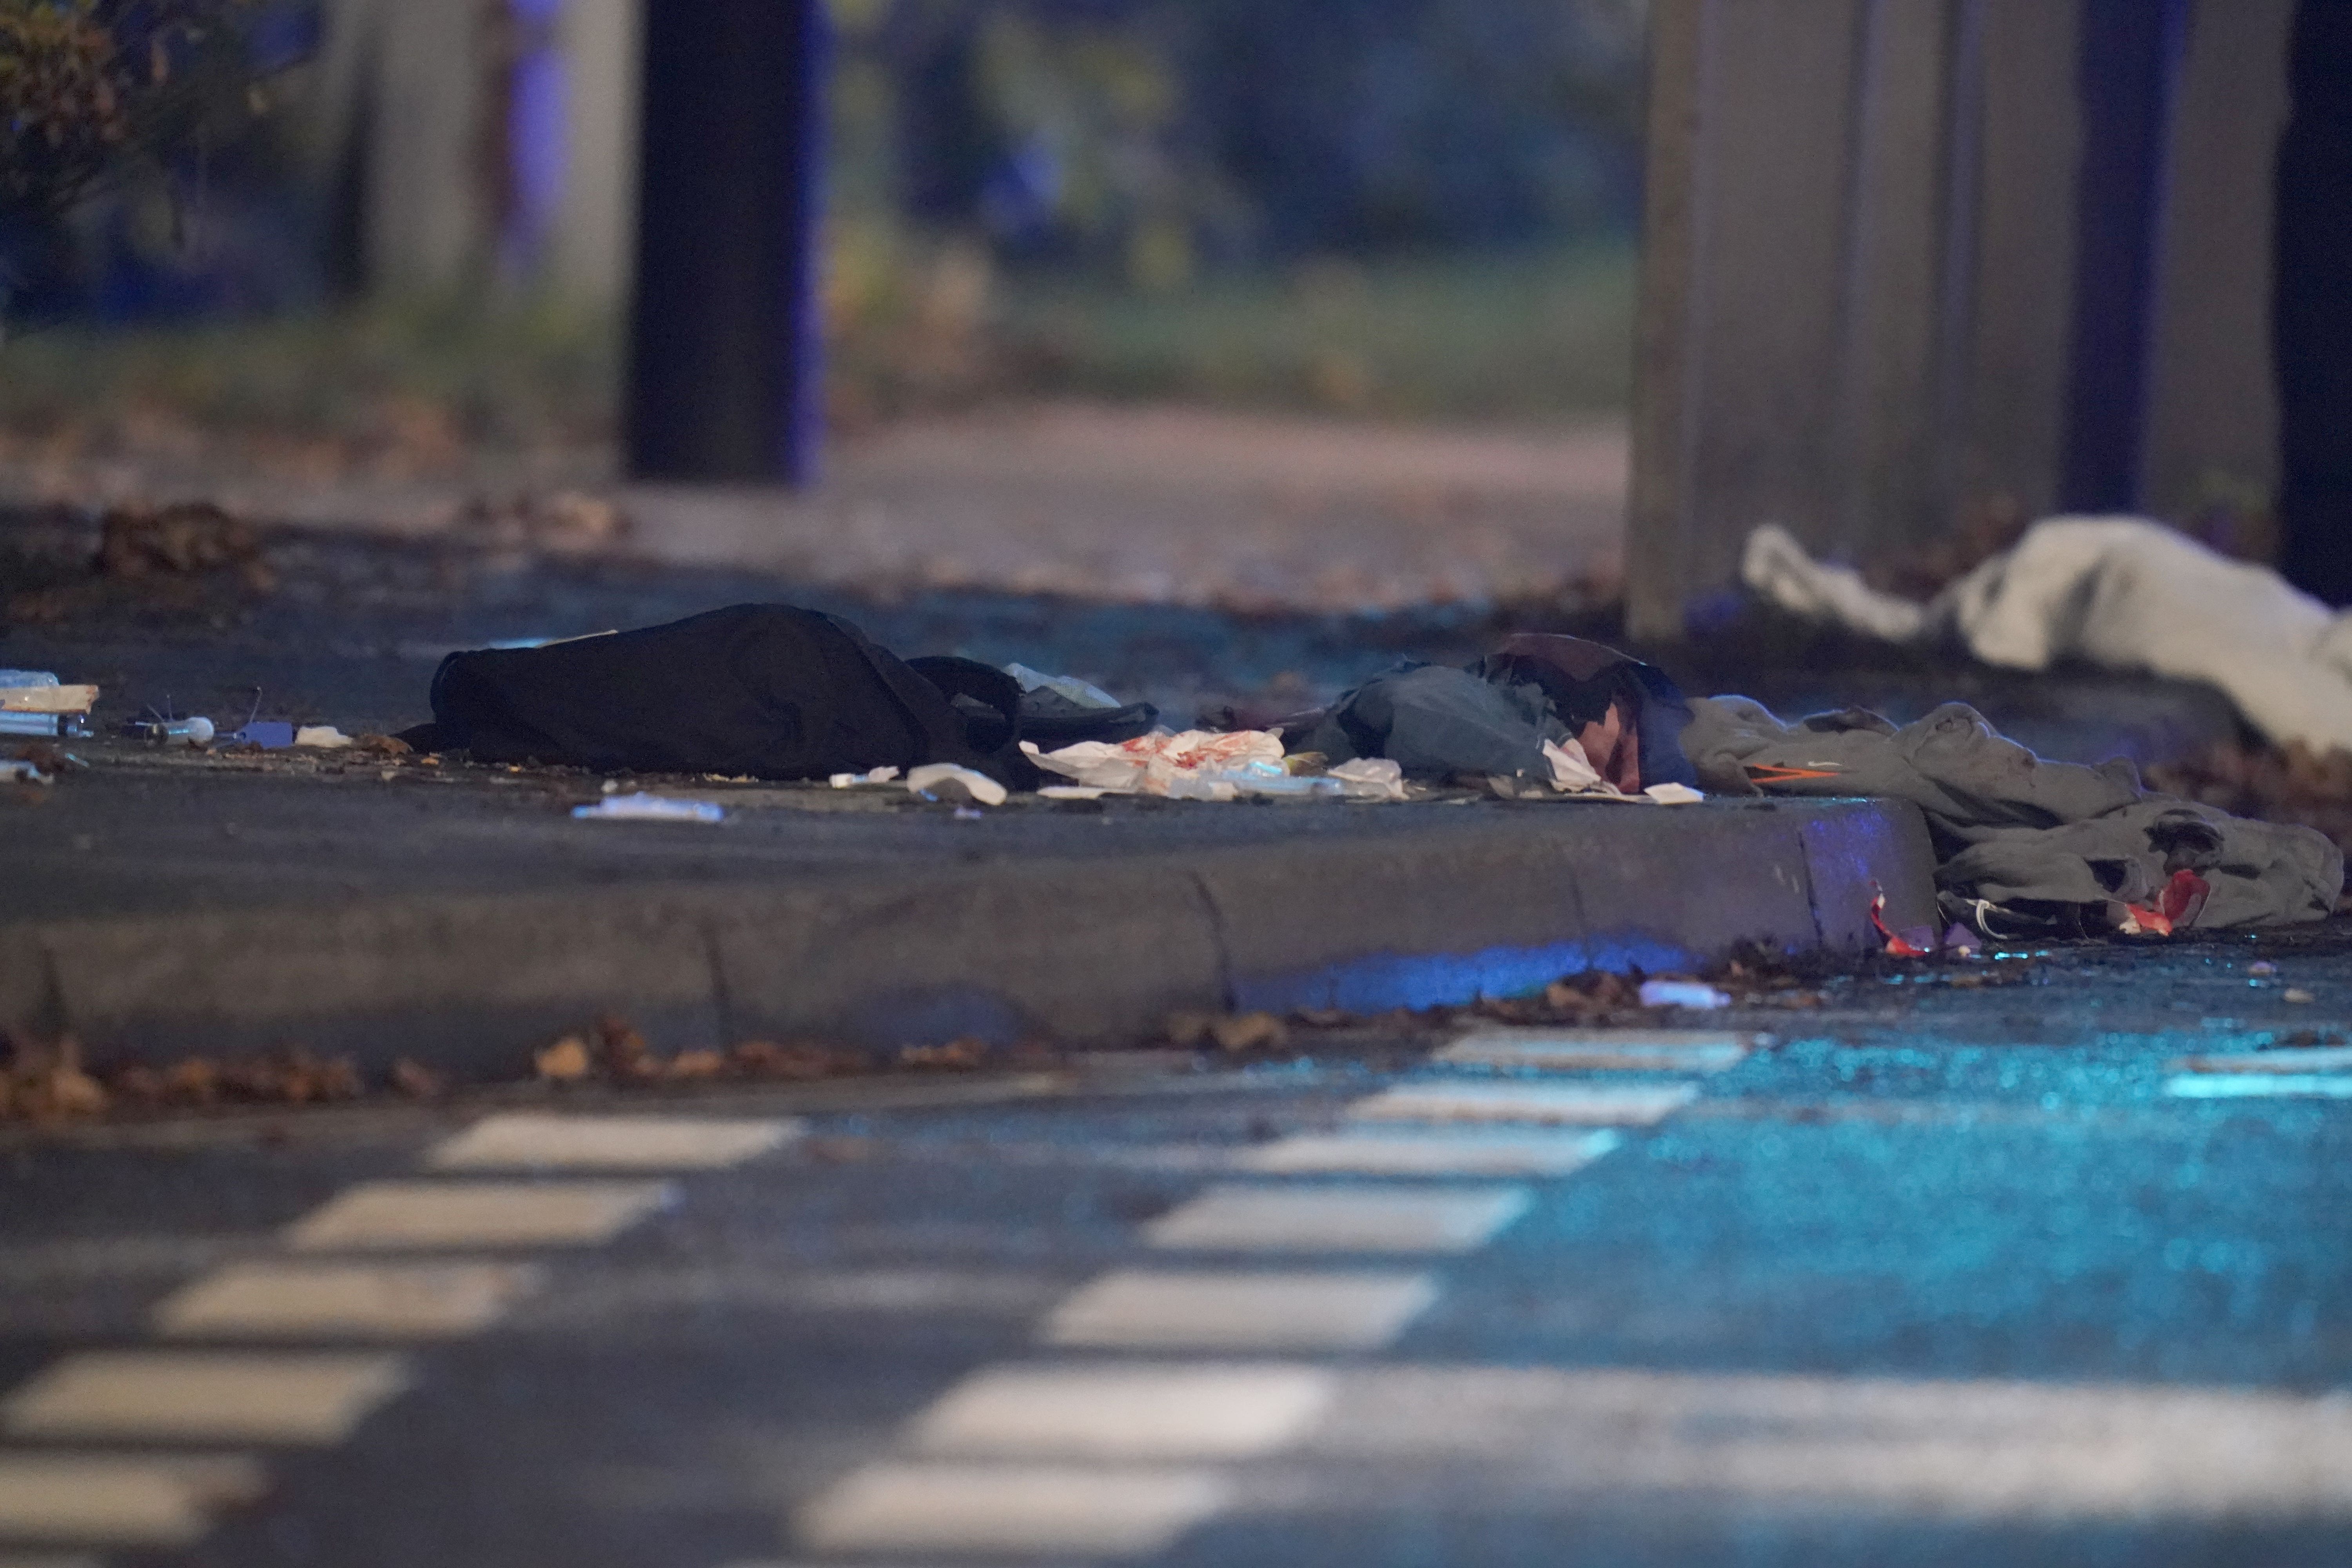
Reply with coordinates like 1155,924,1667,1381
827,0,1648,422
836,0,1647,285
0,0,301,324
0,0,1647,475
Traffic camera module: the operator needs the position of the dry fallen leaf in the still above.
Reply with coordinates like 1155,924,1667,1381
390,1057,447,1099
897,1037,989,1070
535,1036,592,1081
1210,1012,1289,1053
1165,1011,1218,1049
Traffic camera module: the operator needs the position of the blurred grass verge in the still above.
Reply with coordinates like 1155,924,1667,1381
0,296,618,485
995,243,1634,425
0,238,1634,486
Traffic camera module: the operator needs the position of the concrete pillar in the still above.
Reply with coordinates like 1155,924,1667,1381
1952,0,2083,525
1629,0,1873,640
1628,0,2287,639
2143,0,2293,523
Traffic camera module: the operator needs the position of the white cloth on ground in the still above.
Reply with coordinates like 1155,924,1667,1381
1743,517,2352,754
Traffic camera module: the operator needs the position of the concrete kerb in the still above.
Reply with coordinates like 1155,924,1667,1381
0,798,1938,1074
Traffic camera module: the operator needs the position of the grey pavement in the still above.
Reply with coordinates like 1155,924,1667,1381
0,926,2348,1566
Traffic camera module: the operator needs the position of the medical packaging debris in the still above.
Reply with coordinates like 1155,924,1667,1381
830,766,902,788
906,762,1008,806
1024,729,1296,801
295,726,354,749
1004,663,1123,710
570,793,725,823
0,759,49,786
1638,980,1732,1010
0,671,97,739
231,721,296,748
127,715,214,744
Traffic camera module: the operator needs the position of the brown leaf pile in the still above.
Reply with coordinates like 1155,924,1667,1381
1165,1011,1291,1053
0,1029,376,1122
533,1015,871,1085
93,500,276,590
0,1033,108,1119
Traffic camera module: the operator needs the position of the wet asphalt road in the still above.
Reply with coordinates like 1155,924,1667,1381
4,932,2352,1568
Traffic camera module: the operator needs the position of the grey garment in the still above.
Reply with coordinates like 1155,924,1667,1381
1293,663,1570,779
1682,696,2343,929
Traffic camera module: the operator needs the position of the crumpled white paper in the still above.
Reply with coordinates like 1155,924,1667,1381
905,762,1008,806
1328,757,1407,801
1024,729,1305,801
1542,738,1614,796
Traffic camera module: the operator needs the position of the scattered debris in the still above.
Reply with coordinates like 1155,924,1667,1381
830,766,902,788
906,762,1009,807
0,1031,377,1122
570,792,725,824
2285,987,2317,1004
0,1034,108,1120
1328,757,1408,801
1,670,97,739
534,1036,593,1081
295,725,354,750
389,1057,448,1100
2119,869,2212,938
1166,1011,1292,1052
126,714,214,744
1638,979,1732,1010
897,1038,990,1069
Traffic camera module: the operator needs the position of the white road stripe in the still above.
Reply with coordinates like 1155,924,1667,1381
910,1363,1336,1459
1238,1128,1620,1178
1042,1269,1438,1351
1143,1185,1530,1254
285,1180,673,1250
1351,1082,1699,1126
2171,1045,2352,1074
154,1261,544,1339
0,1454,263,1547
795,1460,1231,1556
1305,1364,2352,1519
426,1114,802,1171
1439,1029,1752,1074
2165,1074,2352,1100
2,1352,409,1444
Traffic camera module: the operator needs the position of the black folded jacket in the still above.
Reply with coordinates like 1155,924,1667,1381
423,604,1039,785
